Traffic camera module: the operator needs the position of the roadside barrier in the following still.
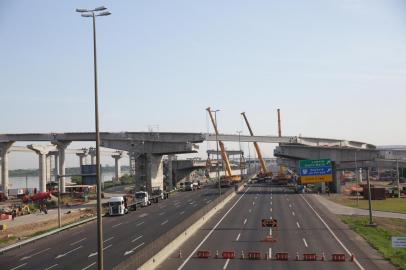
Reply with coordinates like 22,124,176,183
196,250,211,259
222,250,236,259
275,252,289,261
303,253,317,261
247,251,261,260
332,253,346,262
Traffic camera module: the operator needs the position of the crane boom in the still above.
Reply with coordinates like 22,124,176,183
206,107,233,177
241,112,268,174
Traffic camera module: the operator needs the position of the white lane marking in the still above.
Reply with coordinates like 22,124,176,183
124,242,145,256
88,244,112,258
236,233,241,241
81,262,96,270
136,221,144,226
161,220,168,225
269,228,272,236
296,222,301,229
45,264,58,270
289,204,292,208
270,208,272,212
180,211,185,215
292,211,295,216
158,212,166,216
176,204,181,208
20,247,50,261
131,235,143,243
249,209,252,213
207,200,212,203
243,218,247,225
177,187,251,270
72,229,85,236
9,263,27,270
303,238,308,247
269,248,272,259
70,237,87,246
300,195,365,270
112,222,123,228
104,236,114,243
55,245,82,259
223,258,230,269
138,213,148,218
252,201,255,206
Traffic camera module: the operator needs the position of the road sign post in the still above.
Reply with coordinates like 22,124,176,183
392,236,406,248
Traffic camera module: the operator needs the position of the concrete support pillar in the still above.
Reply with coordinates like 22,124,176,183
89,147,96,165
46,155,52,182
135,153,164,193
52,141,71,193
0,142,14,196
111,151,123,182
27,145,54,192
167,155,174,191
52,152,59,182
76,149,88,168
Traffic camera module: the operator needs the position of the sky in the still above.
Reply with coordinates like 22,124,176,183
1,0,406,169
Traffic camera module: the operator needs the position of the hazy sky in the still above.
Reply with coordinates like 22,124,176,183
1,0,406,169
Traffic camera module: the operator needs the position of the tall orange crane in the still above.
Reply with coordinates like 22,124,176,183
206,107,241,183
241,112,273,179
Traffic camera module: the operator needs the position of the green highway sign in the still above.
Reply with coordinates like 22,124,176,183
299,159,331,168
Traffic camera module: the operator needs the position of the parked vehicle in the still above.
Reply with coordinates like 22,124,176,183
184,181,194,191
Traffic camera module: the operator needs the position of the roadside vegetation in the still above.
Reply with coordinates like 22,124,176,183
329,196,406,214
341,215,406,270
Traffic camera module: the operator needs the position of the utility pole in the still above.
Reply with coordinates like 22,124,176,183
397,159,400,199
366,167,376,227
355,151,359,206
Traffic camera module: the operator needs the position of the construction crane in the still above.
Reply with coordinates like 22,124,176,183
273,108,292,184
241,112,273,180
206,107,241,184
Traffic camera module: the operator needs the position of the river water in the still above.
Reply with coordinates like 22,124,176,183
9,171,129,189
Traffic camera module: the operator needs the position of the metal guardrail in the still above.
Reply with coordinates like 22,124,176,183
0,216,96,254
114,187,237,269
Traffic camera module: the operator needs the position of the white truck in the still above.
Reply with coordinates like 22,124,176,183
107,196,129,216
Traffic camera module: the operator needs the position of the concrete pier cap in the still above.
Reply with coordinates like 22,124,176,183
27,144,56,192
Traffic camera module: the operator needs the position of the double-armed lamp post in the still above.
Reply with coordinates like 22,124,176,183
76,6,111,270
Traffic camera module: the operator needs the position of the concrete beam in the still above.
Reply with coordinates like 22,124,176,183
274,145,379,165
101,140,199,155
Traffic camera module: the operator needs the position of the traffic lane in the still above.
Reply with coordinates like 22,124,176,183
176,185,257,270
275,191,357,270
102,192,223,269
1,187,221,270
303,194,396,270
175,184,357,270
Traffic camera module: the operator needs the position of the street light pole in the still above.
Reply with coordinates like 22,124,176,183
76,7,111,270
366,167,376,226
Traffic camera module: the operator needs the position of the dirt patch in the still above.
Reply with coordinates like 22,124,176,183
0,208,95,247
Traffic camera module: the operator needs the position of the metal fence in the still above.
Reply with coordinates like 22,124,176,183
114,188,235,269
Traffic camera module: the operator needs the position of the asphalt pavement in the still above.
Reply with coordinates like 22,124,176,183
0,185,227,270
160,183,391,270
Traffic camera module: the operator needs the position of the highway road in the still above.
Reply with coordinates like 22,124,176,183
160,182,391,270
1,185,228,270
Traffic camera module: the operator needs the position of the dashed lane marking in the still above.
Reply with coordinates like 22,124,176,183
236,233,241,241
81,262,96,270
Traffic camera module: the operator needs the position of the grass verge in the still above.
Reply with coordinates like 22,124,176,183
329,196,406,214
340,215,406,270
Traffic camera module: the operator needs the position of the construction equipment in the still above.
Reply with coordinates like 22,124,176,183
241,112,272,179
206,107,241,183
273,108,292,184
